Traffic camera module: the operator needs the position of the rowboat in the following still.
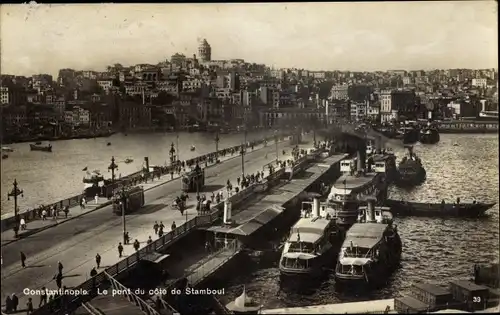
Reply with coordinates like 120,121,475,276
385,199,495,218
30,143,52,152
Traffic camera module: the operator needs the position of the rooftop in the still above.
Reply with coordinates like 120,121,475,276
335,172,378,190
342,222,388,249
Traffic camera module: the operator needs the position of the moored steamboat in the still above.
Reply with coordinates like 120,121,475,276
327,150,396,229
395,145,426,187
279,197,341,277
335,198,402,286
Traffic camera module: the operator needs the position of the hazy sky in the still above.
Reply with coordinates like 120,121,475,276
1,1,498,77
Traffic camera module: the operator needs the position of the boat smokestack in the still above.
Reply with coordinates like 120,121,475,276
357,150,364,173
367,199,376,223
223,200,232,224
313,198,320,218
376,136,383,152
407,146,414,159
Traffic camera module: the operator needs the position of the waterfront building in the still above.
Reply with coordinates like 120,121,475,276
379,89,417,123
0,86,9,104
472,78,488,88
259,107,326,127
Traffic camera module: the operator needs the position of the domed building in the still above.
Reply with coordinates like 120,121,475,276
198,38,212,62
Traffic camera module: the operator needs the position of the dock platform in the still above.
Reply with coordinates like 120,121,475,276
260,298,396,314
205,154,347,238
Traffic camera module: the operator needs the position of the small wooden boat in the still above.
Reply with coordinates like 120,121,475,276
2,154,8,159
124,158,134,164
107,142,112,146
419,127,440,144
30,143,52,152
453,142,459,146
190,145,196,151
1,146,14,152
384,199,495,218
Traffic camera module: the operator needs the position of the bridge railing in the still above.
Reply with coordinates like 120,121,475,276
104,271,162,315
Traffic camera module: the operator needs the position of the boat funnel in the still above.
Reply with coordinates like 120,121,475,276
375,136,383,152
313,198,320,218
223,200,232,224
356,150,365,173
405,145,414,159
366,198,376,223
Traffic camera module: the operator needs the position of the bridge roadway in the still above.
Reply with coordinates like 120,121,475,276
0,136,304,312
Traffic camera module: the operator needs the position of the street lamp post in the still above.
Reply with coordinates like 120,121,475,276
8,179,23,238
108,156,118,194
176,132,180,162
241,127,247,178
274,130,279,164
120,186,127,243
215,130,220,162
169,142,176,165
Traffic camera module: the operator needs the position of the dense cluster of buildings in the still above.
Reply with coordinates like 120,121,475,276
1,37,498,141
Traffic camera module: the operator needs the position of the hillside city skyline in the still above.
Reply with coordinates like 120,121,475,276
1,1,498,77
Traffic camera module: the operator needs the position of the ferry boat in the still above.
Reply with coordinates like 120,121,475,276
397,123,419,144
395,146,426,187
279,198,341,277
335,200,402,286
419,123,440,144
30,142,52,152
327,151,396,229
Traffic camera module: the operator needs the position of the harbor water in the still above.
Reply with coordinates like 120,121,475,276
221,133,499,309
1,130,274,216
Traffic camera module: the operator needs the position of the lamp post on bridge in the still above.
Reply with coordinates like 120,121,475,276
274,130,279,164
120,186,127,244
108,156,118,193
240,129,247,178
169,142,176,165
215,130,220,163
8,179,23,238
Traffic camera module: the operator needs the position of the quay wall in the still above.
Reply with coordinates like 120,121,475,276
437,121,498,134
31,157,292,315
1,133,290,231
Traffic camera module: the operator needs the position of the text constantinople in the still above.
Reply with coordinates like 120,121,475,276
23,288,91,296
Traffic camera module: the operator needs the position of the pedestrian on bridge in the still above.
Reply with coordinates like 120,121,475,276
153,221,159,235
41,209,47,220
10,293,19,312
171,221,176,231
118,242,124,258
38,287,47,307
133,239,140,251
57,261,64,274
95,194,99,204
90,267,97,277
26,297,34,315
124,232,130,245
95,253,101,268
54,272,63,289
20,251,26,268
147,236,153,245
63,206,69,218
158,227,164,238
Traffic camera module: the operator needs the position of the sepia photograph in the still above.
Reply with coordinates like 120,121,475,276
0,1,498,314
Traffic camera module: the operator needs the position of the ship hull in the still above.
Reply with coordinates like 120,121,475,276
30,144,52,152
402,130,419,144
419,129,440,144
279,246,338,278
385,200,494,218
394,170,426,187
